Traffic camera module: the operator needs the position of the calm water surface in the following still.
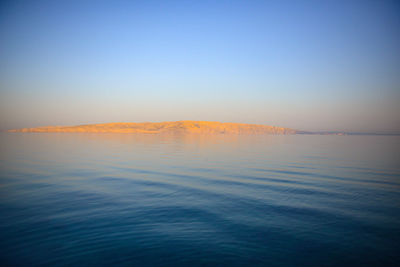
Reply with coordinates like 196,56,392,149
0,133,399,266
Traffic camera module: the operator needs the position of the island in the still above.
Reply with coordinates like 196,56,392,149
8,121,298,135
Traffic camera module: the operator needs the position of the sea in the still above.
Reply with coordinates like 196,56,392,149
0,133,399,266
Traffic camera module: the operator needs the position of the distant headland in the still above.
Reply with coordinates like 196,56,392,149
8,121,298,135
8,121,396,135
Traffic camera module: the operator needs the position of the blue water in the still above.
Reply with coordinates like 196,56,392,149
0,133,399,266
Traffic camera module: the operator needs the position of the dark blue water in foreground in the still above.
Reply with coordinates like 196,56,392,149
0,133,399,266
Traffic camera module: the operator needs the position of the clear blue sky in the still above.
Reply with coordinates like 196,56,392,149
0,0,399,132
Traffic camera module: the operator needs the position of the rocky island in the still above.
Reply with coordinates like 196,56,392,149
8,121,298,135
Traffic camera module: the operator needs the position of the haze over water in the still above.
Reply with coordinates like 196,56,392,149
1,133,399,266
1,0,400,265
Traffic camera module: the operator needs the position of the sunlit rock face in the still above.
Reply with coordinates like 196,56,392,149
8,121,298,134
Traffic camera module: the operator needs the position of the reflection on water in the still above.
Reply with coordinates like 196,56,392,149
0,133,399,266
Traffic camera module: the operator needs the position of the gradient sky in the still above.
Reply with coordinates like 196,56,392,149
0,0,399,132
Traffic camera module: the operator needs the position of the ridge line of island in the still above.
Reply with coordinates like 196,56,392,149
6,121,399,135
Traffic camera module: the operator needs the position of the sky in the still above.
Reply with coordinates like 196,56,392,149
0,0,399,132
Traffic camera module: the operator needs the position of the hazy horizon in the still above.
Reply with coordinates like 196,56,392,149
4,120,400,134
1,0,399,132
